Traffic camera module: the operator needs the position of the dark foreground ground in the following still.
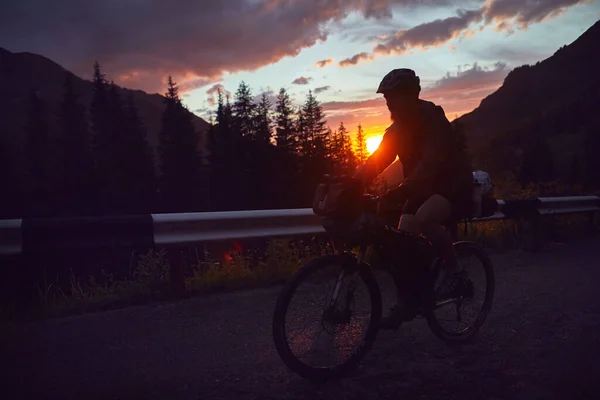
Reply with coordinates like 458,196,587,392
2,238,600,400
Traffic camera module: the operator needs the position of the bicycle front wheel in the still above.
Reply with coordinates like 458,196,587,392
272,253,382,381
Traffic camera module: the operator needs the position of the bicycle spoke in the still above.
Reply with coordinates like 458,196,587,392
426,241,495,342
282,261,373,370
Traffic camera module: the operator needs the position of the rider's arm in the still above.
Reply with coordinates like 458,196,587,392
402,106,451,187
354,124,398,186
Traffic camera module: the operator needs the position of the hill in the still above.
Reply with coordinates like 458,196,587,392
456,20,600,191
458,20,600,141
0,47,211,177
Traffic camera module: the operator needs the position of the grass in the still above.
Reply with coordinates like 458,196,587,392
0,239,334,322
30,249,173,320
186,239,312,293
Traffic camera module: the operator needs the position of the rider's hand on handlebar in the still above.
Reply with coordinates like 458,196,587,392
385,183,410,203
377,184,409,214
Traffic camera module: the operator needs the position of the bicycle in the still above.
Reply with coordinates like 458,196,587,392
272,175,495,381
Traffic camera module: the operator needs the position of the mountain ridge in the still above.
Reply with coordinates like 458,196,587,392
0,47,210,177
457,19,600,142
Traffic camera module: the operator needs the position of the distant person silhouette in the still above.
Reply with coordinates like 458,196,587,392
355,68,474,330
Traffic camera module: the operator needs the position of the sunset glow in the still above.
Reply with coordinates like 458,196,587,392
366,135,383,155
2,0,596,138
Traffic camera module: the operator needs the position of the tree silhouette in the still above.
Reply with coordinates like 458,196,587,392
120,92,157,213
332,121,356,175
57,72,95,216
158,76,205,212
301,90,328,159
255,92,272,143
274,88,296,153
209,88,241,210
91,62,123,212
233,81,256,138
355,123,367,164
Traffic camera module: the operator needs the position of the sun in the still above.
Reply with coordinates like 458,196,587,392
366,135,383,155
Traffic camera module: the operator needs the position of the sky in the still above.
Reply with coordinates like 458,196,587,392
1,0,599,149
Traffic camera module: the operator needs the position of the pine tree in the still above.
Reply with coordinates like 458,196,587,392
216,88,225,127
209,87,237,210
333,121,356,175
344,123,358,173
296,106,308,157
57,72,95,216
274,88,296,152
255,92,272,143
303,90,328,158
296,90,328,160
331,123,345,172
355,123,367,164
123,93,157,212
320,126,334,171
91,62,121,212
90,61,111,160
158,76,204,212
233,81,256,138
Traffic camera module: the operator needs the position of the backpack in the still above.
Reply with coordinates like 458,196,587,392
470,181,499,218
312,176,363,220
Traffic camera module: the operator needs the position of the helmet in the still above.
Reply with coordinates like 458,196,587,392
376,68,421,94
472,170,493,195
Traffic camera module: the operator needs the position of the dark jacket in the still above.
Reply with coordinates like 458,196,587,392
357,99,473,201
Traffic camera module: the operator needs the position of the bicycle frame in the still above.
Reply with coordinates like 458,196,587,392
327,230,451,314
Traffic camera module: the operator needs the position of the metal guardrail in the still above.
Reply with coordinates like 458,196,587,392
537,196,600,215
0,196,598,256
153,209,324,245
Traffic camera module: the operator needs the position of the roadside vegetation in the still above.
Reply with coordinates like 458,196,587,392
2,178,597,323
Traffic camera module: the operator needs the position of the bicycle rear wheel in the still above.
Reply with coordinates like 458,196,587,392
425,241,495,343
272,253,382,381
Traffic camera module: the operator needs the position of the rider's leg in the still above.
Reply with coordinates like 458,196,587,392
413,194,460,273
413,194,468,299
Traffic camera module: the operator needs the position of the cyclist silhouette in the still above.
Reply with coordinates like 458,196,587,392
355,68,474,329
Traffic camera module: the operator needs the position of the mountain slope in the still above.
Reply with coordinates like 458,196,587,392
0,47,210,176
458,19,600,142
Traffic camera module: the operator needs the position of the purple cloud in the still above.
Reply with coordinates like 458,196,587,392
374,9,483,55
340,0,588,66
483,0,588,30
423,61,508,98
0,0,458,93
206,83,231,106
314,86,331,94
292,76,313,85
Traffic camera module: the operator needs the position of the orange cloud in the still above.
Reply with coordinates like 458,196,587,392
339,52,374,67
315,58,334,68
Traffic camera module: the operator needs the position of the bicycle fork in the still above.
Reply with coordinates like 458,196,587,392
328,245,366,308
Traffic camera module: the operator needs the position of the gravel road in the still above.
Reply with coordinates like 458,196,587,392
2,239,600,400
